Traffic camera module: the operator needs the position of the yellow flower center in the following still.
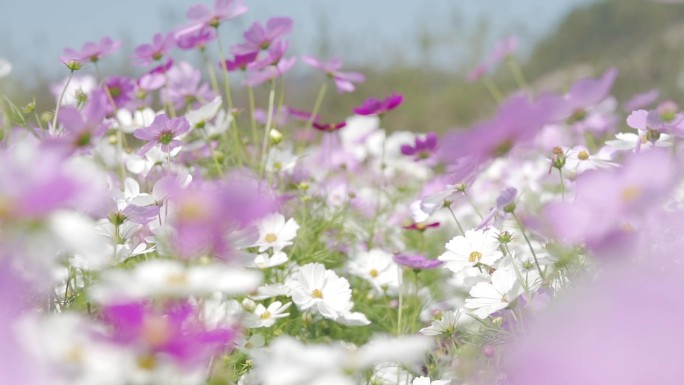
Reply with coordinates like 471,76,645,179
260,311,271,320
265,233,278,243
137,354,157,370
469,251,483,263
166,272,187,285
369,269,379,278
141,317,172,347
621,187,641,203
311,289,324,299
578,150,589,161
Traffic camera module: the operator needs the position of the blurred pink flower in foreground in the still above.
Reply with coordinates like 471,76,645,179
302,56,365,93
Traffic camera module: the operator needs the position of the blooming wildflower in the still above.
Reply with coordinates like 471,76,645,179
60,36,121,67
627,101,684,141
394,254,444,270
400,132,437,161
419,309,468,336
244,41,297,86
52,89,110,151
353,93,404,116
165,61,215,110
288,263,370,325
253,251,288,269
465,267,522,319
186,0,247,29
90,259,262,302
50,74,97,106
413,377,451,385
133,33,175,66
232,17,294,55
605,131,671,151
105,76,136,109
439,229,503,273
551,67,618,123
402,221,440,231
223,51,259,72
624,88,659,112
134,113,190,155
563,145,617,174
349,249,401,292
302,55,365,93
101,301,236,368
175,25,215,50
312,120,346,132
253,213,299,253
246,301,291,328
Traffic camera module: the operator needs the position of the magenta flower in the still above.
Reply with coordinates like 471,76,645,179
186,0,247,29
222,51,259,72
133,33,176,66
165,61,215,110
102,301,236,367
353,93,404,116
439,93,555,180
105,76,136,109
134,113,191,155
302,55,365,93
175,25,216,50
312,120,346,132
161,175,277,259
60,36,121,67
52,88,110,151
402,221,440,231
627,101,684,139
624,88,659,112
232,17,293,55
400,132,438,161
393,254,444,270
550,67,618,122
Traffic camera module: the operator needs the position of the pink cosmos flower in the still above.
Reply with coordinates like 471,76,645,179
186,0,247,29
402,221,440,231
175,25,216,50
60,36,121,67
400,132,438,161
627,101,684,140
393,254,444,270
302,55,365,93
105,76,136,109
550,67,618,122
222,51,258,72
50,88,110,152
244,40,296,86
232,17,293,55
312,121,346,132
102,301,236,367
133,33,176,66
133,113,190,155
623,88,659,112
165,61,215,110
353,93,404,116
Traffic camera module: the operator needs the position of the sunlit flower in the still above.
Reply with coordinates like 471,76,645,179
465,267,522,319
253,213,300,253
246,301,291,328
439,229,503,273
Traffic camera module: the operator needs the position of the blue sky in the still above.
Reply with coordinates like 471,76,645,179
0,0,596,79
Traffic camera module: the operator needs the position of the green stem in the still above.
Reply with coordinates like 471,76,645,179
481,77,504,103
306,81,328,131
447,206,466,236
52,70,74,134
260,78,277,176
559,168,566,202
506,56,528,90
201,47,221,96
512,212,545,281
247,85,258,146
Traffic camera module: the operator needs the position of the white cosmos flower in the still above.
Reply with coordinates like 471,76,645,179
287,263,369,326
266,146,298,175
253,213,300,253
563,145,618,175
254,251,288,269
413,376,451,385
465,267,523,319
116,108,157,134
439,229,503,274
348,248,400,293
605,132,671,151
246,301,292,328
185,96,222,129
419,309,470,336
90,259,261,302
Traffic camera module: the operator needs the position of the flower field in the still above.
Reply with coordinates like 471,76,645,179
1,1,683,384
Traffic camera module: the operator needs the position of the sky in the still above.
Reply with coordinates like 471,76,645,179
0,0,597,79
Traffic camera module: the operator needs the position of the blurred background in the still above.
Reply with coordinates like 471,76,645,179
1,0,683,131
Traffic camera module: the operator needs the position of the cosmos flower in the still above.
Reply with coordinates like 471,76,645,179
222,51,259,72
252,213,300,253
60,36,121,67
132,33,176,66
246,301,292,328
302,55,365,93
348,249,401,292
419,309,468,336
393,254,444,270
353,93,404,116
400,132,437,161
287,263,370,325
186,0,247,29
133,113,190,155
465,267,522,319
438,229,504,274
175,25,215,50
312,120,346,132
232,17,293,55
